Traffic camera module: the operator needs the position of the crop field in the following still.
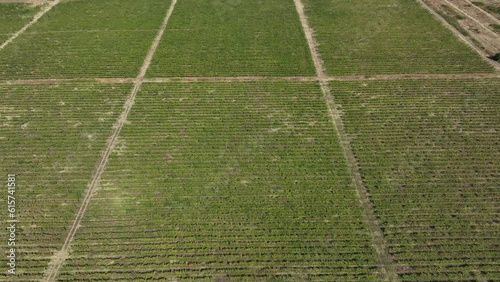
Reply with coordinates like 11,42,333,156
147,0,315,77
0,0,172,79
57,82,379,281
0,83,131,280
301,0,495,75
333,79,500,281
0,0,499,281
0,3,41,43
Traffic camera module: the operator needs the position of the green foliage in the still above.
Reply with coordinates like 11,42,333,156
437,5,470,36
0,0,172,79
0,30,157,79
58,82,378,279
0,83,130,281
334,79,500,280
490,23,500,32
485,4,500,15
301,0,493,75
147,0,315,77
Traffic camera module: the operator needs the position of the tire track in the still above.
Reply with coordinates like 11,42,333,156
42,0,178,281
416,0,500,71
0,0,60,51
292,0,400,281
2,73,499,85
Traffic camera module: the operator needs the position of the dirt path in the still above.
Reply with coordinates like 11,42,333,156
42,1,178,281
2,73,500,85
417,0,500,71
292,0,400,281
0,0,60,50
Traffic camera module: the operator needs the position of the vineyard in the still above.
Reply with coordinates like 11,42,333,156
0,0,499,281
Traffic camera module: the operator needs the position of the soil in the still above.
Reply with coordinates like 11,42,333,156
423,0,500,58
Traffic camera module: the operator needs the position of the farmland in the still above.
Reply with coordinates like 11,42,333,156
0,0,172,79
333,79,500,280
0,0,499,281
301,0,495,75
0,3,41,43
0,83,131,280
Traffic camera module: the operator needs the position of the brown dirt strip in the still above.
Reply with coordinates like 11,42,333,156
292,0,400,281
0,0,46,3
448,0,500,33
2,73,500,85
0,0,60,50
42,0,178,281
417,0,500,71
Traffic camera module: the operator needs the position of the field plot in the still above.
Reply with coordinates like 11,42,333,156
0,0,172,80
0,83,131,281
57,82,380,281
301,0,494,75
333,79,500,281
0,3,41,44
147,0,315,77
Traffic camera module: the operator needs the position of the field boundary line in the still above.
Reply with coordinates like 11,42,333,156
292,0,400,281
464,0,500,25
416,0,500,72
2,73,500,85
0,0,61,51
42,0,178,281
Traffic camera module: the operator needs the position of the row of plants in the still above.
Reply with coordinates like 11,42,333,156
58,82,381,280
302,0,494,75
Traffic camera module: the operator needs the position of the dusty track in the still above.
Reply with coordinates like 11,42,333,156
292,0,399,281
417,0,500,71
42,0,178,281
2,73,500,86
0,0,60,50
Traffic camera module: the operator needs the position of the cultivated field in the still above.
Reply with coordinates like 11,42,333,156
0,0,499,281
0,3,41,43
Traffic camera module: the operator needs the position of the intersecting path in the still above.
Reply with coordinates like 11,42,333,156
42,1,178,281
